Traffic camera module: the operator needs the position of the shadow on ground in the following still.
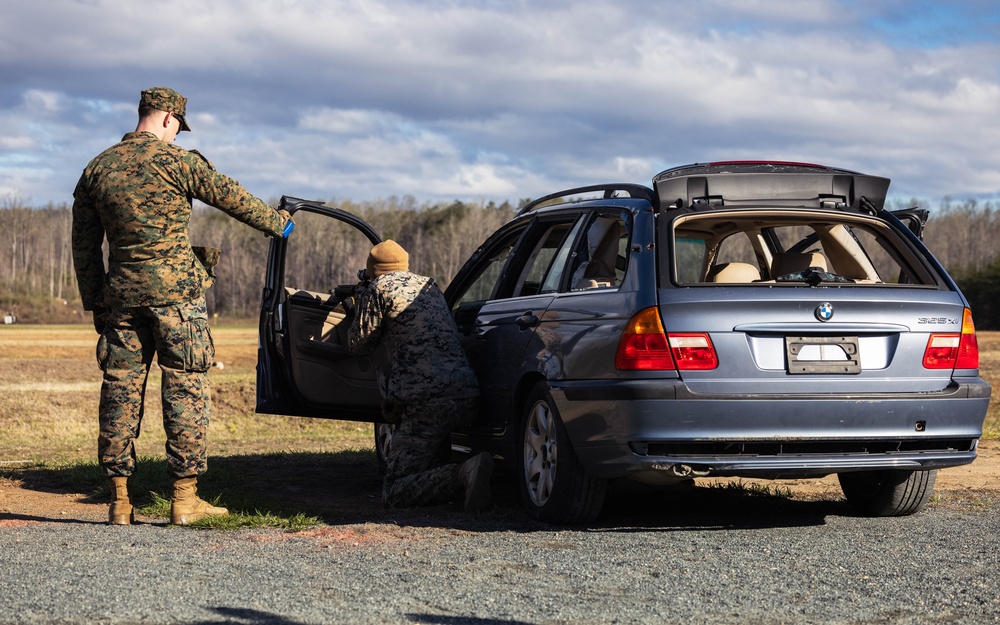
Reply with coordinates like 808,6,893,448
2,450,851,532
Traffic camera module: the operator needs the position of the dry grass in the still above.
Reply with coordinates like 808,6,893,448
976,331,1000,437
0,324,373,465
0,326,996,466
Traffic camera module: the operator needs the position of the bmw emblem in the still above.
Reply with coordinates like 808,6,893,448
815,302,834,322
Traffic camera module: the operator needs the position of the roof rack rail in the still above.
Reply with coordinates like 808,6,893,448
516,183,655,217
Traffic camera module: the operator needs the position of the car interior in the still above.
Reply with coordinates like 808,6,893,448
670,210,936,286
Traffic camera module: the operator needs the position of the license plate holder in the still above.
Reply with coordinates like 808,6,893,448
785,336,861,374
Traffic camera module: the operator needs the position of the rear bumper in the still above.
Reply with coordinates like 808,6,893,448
548,378,991,480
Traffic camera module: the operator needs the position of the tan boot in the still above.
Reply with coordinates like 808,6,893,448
108,476,134,525
456,452,494,512
170,477,229,525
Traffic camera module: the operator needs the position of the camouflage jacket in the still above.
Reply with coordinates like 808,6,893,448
71,131,284,309
349,271,480,404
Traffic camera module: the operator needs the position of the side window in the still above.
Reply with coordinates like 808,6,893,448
284,209,377,294
570,213,631,290
512,222,577,298
539,217,586,293
674,236,708,284
450,228,523,311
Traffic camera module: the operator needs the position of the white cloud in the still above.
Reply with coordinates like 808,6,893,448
298,109,385,135
0,136,36,150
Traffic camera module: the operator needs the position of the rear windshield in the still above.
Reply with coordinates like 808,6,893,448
667,209,938,287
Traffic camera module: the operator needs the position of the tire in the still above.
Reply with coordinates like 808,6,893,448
373,422,394,477
838,469,937,516
517,381,607,524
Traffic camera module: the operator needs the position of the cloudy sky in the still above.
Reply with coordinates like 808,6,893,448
2,0,999,209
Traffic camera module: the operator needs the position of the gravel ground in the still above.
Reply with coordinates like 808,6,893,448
1,486,998,625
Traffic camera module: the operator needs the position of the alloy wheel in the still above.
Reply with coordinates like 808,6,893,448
523,398,558,507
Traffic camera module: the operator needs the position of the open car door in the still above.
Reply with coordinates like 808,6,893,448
256,197,384,421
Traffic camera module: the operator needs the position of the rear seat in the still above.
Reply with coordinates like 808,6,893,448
708,262,761,283
770,252,827,277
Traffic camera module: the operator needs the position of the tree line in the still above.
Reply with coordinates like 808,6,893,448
2,194,999,327
0,193,516,322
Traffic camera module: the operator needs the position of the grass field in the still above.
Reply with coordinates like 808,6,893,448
0,324,375,465
0,324,996,528
979,332,1000,437
1,325,997,465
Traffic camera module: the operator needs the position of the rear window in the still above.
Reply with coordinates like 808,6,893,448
668,210,937,287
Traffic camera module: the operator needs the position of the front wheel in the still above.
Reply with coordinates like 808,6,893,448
838,469,937,516
517,381,606,524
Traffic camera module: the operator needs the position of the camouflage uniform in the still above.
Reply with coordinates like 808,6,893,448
348,270,480,508
72,88,285,479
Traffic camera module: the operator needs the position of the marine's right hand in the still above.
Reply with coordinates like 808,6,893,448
342,295,357,315
92,307,108,334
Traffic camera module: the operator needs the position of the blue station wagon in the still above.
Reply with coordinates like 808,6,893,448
257,161,991,523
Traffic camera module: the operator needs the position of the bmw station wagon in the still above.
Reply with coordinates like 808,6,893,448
257,161,991,523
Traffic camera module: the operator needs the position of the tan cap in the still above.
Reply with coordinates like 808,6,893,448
366,240,409,278
140,87,190,131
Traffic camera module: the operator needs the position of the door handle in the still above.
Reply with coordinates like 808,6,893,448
515,312,540,328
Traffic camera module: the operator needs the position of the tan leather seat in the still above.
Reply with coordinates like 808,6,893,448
709,262,761,283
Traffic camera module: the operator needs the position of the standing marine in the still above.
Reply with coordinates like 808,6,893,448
72,87,292,525
348,240,494,512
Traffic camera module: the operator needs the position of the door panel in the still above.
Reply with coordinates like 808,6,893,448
256,197,384,421
284,289,380,407
461,294,555,430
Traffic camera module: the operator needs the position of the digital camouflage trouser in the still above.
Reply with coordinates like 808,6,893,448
382,397,479,508
95,297,215,479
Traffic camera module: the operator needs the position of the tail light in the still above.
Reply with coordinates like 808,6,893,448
668,333,719,370
616,307,674,370
922,308,980,370
616,308,718,371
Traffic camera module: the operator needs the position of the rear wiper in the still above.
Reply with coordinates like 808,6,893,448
775,268,854,286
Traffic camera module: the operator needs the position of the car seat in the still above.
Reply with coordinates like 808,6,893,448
708,262,761,283
771,252,828,277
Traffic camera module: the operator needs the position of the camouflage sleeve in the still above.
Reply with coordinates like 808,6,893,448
70,175,107,310
181,151,284,237
348,286,385,356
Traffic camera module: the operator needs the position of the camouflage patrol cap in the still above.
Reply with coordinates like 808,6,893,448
140,87,191,132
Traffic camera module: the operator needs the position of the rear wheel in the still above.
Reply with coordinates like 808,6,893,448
517,381,606,524
838,469,937,516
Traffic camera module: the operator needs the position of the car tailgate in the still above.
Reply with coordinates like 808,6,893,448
658,286,973,395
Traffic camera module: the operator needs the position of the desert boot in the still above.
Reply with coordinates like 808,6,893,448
108,476,134,525
170,477,229,525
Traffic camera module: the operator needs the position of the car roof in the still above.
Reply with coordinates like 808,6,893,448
516,183,655,217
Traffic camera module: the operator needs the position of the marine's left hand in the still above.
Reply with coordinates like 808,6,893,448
278,210,295,237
